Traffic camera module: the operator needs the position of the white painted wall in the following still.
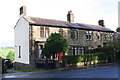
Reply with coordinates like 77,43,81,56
118,1,120,27
14,16,30,64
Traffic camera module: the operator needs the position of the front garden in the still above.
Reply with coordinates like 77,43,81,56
41,33,120,69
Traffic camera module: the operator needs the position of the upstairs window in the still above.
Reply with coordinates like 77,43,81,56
59,28,63,34
97,32,101,40
40,27,49,38
86,31,92,40
105,33,110,41
71,30,78,40
45,27,49,38
40,27,44,38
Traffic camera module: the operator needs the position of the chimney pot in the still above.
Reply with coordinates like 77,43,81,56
98,20,105,27
67,10,74,23
20,6,26,16
117,27,120,32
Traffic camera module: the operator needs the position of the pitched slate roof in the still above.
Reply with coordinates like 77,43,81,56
24,16,114,32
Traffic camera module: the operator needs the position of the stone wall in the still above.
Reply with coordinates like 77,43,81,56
14,62,35,70
26,25,114,69
0,57,2,75
31,25,114,51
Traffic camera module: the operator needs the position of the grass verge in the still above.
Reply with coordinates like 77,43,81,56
6,69,47,73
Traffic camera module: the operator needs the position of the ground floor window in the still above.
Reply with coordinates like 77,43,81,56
69,46,84,55
38,45,43,58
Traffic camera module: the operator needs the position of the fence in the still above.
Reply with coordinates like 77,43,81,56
35,60,61,69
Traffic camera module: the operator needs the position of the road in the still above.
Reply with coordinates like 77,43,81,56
2,65,119,79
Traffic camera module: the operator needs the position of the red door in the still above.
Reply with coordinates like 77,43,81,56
58,52,63,60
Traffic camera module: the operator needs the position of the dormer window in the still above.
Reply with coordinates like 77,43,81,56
71,30,78,40
86,31,92,40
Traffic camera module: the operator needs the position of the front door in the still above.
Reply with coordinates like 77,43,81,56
58,52,63,60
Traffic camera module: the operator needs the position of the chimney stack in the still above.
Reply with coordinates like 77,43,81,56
20,6,26,16
67,10,74,23
98,20,105,27
116,27,120,32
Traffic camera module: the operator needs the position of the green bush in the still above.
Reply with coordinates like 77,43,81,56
95,53,106,62
63,51,115,66
62,54,84,65
62,52,107,66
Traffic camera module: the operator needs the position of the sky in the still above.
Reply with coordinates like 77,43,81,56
0,0,119,47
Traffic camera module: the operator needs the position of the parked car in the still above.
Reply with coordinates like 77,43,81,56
2,59,13,73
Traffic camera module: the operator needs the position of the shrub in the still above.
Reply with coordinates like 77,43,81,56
62,53,106,66
62,54,84,65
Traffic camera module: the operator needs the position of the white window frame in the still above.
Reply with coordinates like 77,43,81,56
97,32,101,40
105,33,110,41
86,31,92,40
71,30,78,40
70,46,84,55
45,27,49,38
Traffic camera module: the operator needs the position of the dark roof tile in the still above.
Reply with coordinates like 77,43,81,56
25,16,114,32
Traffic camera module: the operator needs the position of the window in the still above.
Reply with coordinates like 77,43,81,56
77,47,84,54
45,27,49,38
97,32,101,40
105,33,110,41
70,46,84,55
40,27,44,37
73,47,76,55
86,31,92,40
71,30,78,40
18,46,21,58
88,46,93,50
59,28,63,34
97,45,101,48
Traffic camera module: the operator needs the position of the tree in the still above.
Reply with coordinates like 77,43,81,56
42,33,68,59
6,51,14,62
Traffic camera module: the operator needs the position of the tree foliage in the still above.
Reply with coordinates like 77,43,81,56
42,33,68,59
87,40,120,55
87,40,120,62
6,51,14,62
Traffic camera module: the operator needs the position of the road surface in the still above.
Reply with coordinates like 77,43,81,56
2,65,119,80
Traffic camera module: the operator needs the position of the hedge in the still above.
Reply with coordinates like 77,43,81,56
62,54,84,65
62,52,109,66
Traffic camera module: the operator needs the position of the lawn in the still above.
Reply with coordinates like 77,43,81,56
0,48,14,59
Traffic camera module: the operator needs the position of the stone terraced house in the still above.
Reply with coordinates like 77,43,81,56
14,6,114,69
